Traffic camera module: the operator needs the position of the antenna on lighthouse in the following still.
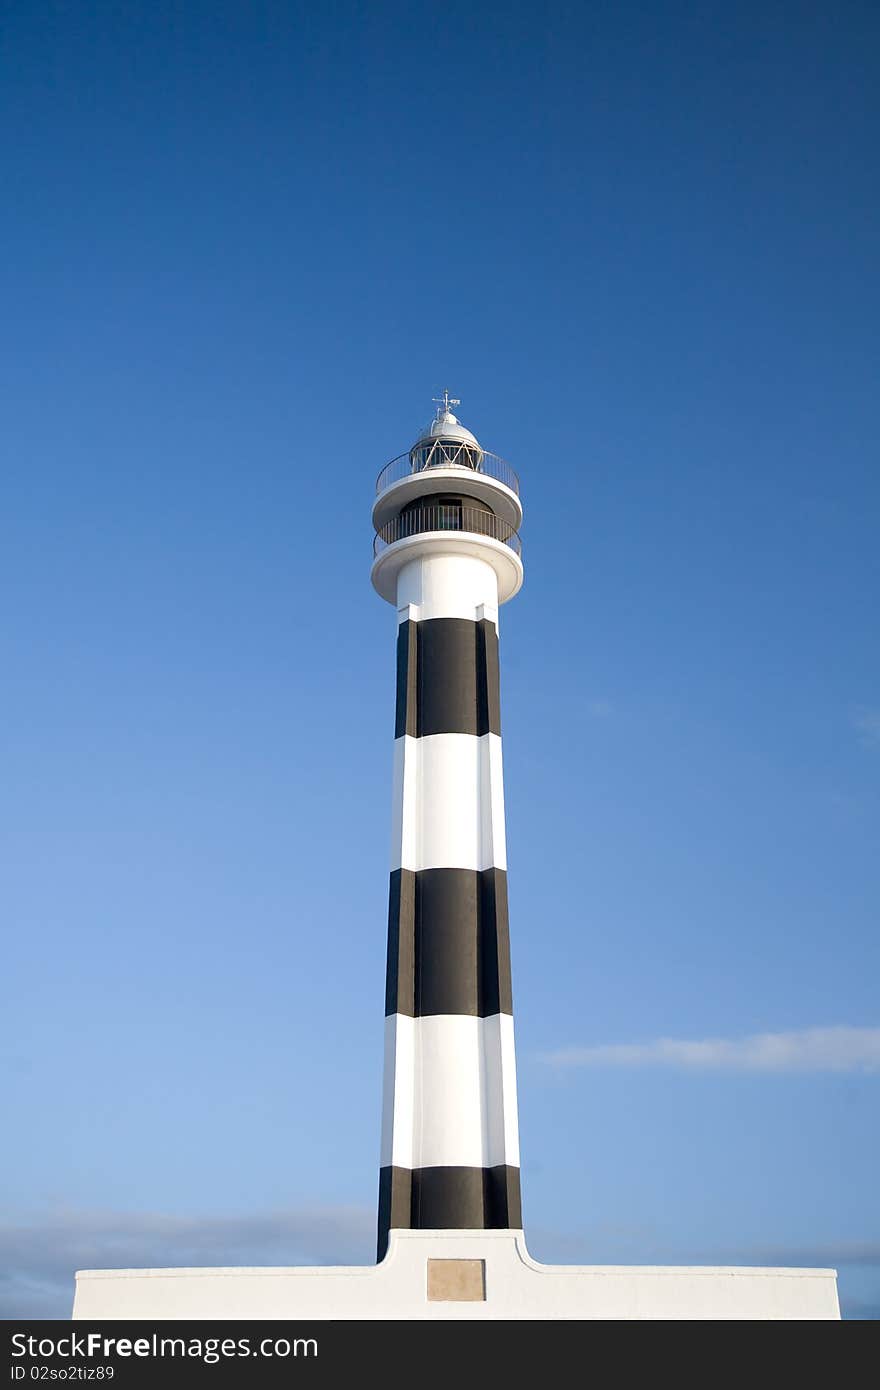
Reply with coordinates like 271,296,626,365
432,389,461,417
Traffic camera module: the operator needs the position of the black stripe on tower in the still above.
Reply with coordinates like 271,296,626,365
377,1166,522,1261
385,867,513,1018
395,617,501,738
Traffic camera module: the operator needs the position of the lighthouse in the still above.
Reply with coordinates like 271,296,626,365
72,395,841,1320
371,395,524,1259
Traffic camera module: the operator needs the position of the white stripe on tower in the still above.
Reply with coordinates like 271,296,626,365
389,731,508,874
370,404,525,1260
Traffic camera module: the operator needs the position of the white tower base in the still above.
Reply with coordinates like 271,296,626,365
73,1231,840,1320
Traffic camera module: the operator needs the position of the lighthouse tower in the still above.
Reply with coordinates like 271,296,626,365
71,396,840,1320
371,395,524,1259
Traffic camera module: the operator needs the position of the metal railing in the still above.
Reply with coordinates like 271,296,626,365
373,504,522,557
375,448,520,497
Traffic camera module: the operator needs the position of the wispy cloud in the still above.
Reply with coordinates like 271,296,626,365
541,1025,880,1074
528,1230,880,1272
740,1241,880,1269
0,1206,374,1319
851,706,880,749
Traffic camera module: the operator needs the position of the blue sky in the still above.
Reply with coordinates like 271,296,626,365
2,0,878,1319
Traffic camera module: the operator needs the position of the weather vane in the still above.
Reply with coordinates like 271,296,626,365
432,389,461,417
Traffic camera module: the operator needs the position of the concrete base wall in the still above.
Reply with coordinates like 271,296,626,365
73,1230,840,1320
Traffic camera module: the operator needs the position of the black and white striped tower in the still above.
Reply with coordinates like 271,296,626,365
71,395,843,1320
371,395,525,1261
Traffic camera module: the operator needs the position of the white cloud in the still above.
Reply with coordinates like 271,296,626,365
541,1026,880,1074
852,707,880,749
